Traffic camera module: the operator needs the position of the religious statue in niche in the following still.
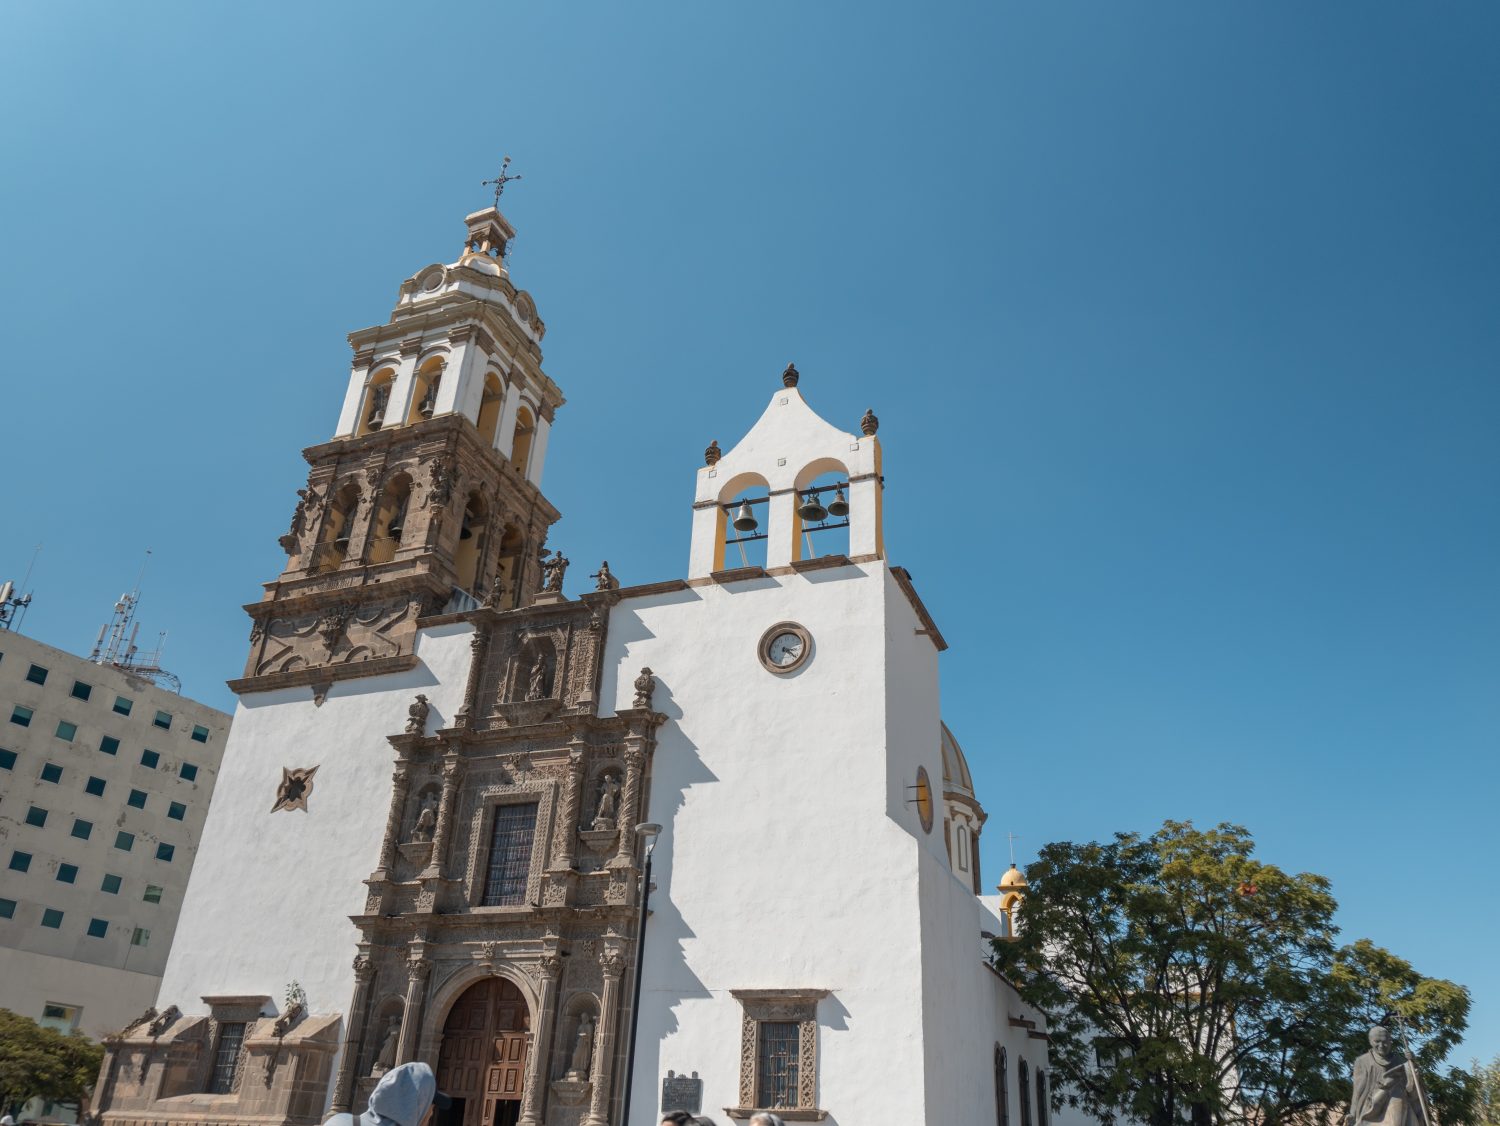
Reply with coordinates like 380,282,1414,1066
633,667,655,710
541,548,569,593
371,1015,400,1076
270,766,320,814
592,774,621,831
410,795,438,844
525,649,549,701
405,694,429,735
565,1013,595,1080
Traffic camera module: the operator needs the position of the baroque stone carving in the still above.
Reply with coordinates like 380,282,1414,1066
371,1015,400,1076
271,766,319,814
704,439,721,466
591,773,621,831
632,667,655,710
146,1005,181,1038
405,694,430,734
860,406,879,436
410,796,437,843
541,548,569,593
484,573,507,608
590,561,619,591
566,1013,595,1079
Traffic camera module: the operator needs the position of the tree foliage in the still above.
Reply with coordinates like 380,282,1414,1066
991,821,1470,1126
0,1008,104,1116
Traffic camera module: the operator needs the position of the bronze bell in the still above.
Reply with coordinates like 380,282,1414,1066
798,492,828,523
826,487,849,519
731,500,758,533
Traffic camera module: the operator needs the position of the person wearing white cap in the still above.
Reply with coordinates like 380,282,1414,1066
325,1061,451,1126
2,1113,15,1126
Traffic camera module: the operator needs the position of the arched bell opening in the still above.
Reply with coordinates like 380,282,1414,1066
476,373,505,449
491,524,524,609
358,369,396,436
369,474,413,565
509,406,535,475
435,977,532,1126
407,357,446,424
792,458,851,561
315,483,361,572
716,472,771,571
454,492,487,596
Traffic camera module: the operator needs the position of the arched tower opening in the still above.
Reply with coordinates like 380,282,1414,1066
509,406,535,474
435,977,532,1126
357,368,396,436
369,474,412,565
477,373,505,449
315,482,362,572
717,472,770,571
454,492,487,595
492,523,524,609
407,356,446,424
793,458,852,561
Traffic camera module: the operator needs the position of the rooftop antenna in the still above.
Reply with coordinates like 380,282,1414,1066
89,550,181,693
0,543,40,633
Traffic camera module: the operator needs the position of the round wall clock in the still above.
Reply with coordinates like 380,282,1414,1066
758,621,812,675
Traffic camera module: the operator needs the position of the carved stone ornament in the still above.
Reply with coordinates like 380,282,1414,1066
484,573,507,608
249,617,266,645
542,549,569,594
405,694,430,735
270,765,320,814
353,954,376,981
318,603,354,650
860,407,879,436
410,796,437,843
272,1001,305,1038
782,362,800,388
590,561,619,592
731,989,829,1116
632,667,655,710
146,1005,181,1038
591,773,621,831
704,439,722,466
118,1006,158,1038
425,457,454,510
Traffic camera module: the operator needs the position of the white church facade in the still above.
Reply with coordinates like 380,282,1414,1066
91,203,1055,1126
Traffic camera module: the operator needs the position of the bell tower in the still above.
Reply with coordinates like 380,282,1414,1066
230,206,565,696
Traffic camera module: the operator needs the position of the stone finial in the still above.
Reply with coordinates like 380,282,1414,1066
704,440,721,466
860,407,879,436
405,694,430,735
782,363,800,388
633,667,656,710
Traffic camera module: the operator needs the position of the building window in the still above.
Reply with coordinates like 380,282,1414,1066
40,762,61,783
0,898,14,918
1037,1069,1048,1126
71,680,92,701
100,735,119,755
481,802,538,906
143,884,163,904
153,710,172,731
731,989,828,1117
55,720,77,742
191,724,210,744
180,762,199,782
207,1021,247,1094
995,1046,1010,1126
168,801,186,821
40,1003,80,1033
113,696,133,716
155,843,175,862
11,705,33,727
41,908,63,929
26,663,48,685
114,831,135,852
24,806,47,828
87,917,108,938
57,864,78,884
71,819,92,841
0,748,13,770
10,851,33,873
1019,1060,1032,1126
101,873,122,894
140,749,159,769
127,788,148,809
957,824,970,872
85,775,106,796
131,926,150,947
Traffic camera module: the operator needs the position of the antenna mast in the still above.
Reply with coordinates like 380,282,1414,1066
89,552,182,693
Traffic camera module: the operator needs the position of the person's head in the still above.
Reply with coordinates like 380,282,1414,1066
363,1061,451,1126
749,1116,786,1126
660,1115,694,1126
1369,1026,1392,1058
693,1119,719,1126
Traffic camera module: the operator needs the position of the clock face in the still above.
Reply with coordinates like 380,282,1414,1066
758,622,812,674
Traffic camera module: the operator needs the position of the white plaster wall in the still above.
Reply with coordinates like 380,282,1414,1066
0,946,160,1039
605,565,934,1125
157,624,474,1021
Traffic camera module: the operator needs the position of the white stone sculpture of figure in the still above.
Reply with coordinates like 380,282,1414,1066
411,797,437,844
566,1013,594,1079
526,651,547,701
372,1016,399,1075
592,775,621,831
1347,1026,1425,1126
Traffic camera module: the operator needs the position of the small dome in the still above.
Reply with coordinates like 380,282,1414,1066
999,864,1028,891
939,722,974,796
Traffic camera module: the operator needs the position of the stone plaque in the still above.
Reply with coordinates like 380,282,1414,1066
661,1070,703,1115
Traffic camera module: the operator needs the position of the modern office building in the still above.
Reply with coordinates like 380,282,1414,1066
0,625,231,1040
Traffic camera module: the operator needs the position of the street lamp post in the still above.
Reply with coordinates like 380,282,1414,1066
620,821,661,1126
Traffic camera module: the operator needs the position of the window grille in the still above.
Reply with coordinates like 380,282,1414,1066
208,1021,246,1093
1019,1060,1032,1126
757,1020,800,1109
996,1046,1010,1126
481,802,538,906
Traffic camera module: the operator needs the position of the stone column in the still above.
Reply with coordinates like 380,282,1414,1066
396,957,430,1063
374,761,411,880
583,948,626,1126
422,756,464,880
332,955,377,1112
551,747,585,870
387,337,426,430
517,954,563,1126
454,628,490,729
610,746,646,867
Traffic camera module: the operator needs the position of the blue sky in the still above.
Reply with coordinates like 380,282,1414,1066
2,1,1496,1065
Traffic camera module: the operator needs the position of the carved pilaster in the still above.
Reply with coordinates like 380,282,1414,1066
396,957,430,1062
333,954,378,1112
422,756,465,879
610,746,646,867
454,627,490,729
552,748,586,870
584,947,626,1126
375,762,411,879
517,953,563,1126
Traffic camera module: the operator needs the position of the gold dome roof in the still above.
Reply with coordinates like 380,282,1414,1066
999,864,1028,891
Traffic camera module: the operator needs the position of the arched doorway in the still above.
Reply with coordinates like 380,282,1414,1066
435,977,531,1126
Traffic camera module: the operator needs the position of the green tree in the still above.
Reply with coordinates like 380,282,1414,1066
1467,1055,1500,1126
991,821,1470,1126
0,1008,104,1117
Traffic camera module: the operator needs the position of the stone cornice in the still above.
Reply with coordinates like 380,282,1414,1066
228,653,421,697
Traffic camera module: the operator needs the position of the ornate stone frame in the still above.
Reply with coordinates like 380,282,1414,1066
726,988,829,1122
460,783,556,909
756,621,812,676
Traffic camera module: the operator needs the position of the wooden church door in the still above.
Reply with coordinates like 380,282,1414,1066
437,978,531,1126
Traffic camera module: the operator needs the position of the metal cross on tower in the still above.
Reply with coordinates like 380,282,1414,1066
1008,831,1021,866
481,156,523,207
